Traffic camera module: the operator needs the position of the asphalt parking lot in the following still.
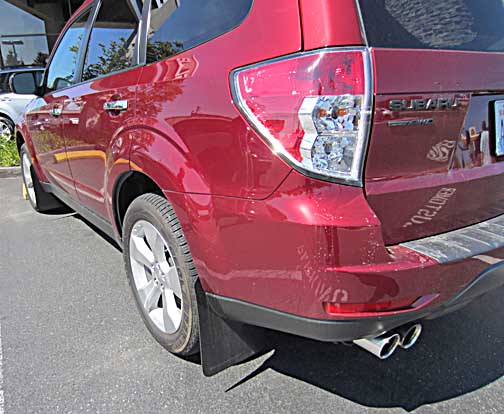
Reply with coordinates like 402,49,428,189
0,176,503,414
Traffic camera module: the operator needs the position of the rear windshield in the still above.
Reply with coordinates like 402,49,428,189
358,0,504,52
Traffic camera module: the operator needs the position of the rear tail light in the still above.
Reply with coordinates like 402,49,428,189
231,48,372,185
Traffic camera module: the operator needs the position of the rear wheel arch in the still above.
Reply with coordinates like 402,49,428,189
113,171,165,236
0,111,13,121
15,131,25,154
0,112,14,138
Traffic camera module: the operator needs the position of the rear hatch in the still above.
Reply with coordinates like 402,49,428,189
358,0,504,244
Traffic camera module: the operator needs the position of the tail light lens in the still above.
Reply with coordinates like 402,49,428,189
231,48,372,185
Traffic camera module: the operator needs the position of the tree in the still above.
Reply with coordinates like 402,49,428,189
146,40,184,62
5,49,21,67
32,52,48,66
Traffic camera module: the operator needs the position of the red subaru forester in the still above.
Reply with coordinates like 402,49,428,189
12,0,504,375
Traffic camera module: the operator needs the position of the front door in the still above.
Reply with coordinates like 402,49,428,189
26,9,91,198
62,0,142,217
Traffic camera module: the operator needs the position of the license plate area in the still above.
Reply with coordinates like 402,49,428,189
494,100,504,156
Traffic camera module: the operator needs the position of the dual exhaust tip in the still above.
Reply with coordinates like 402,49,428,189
353,323,422,359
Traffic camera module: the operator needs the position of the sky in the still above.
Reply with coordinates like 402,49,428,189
0,0,48,66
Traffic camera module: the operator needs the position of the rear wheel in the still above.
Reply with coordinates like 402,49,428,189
123,193,200,356
0,116,14,140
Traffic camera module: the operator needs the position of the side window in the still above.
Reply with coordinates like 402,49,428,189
82,0,140,82
46,10,90,92
146,0,253,63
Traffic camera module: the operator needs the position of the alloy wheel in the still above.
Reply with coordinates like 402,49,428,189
129,220,183,334
0,119,12,140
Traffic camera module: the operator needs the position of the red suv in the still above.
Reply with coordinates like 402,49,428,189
12,0,504,375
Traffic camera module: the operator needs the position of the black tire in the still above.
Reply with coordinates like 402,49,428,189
123,193,200,356
20,143,67,213
0,116,14,140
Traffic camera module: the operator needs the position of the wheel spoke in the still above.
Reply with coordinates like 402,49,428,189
0,122,11,139
165,267,182,298
138,279,161,312
162,290,182,332
130,235,155,269
129,219,184,335
143,224,166,263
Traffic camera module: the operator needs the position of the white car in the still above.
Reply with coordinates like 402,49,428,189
0,67,43,139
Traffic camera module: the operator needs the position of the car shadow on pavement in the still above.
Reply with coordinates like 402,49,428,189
227,289,504,412
69,212,503,411
73,214,122,251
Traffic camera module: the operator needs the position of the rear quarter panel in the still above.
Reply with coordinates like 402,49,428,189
131,0,302,199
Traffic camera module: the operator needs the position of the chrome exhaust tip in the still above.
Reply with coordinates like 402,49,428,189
396,323,422,349
353,333,401,360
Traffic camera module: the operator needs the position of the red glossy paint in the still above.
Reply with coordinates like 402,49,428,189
299,0,363,50
133,0,301,199
366,49,504,244
164,169,503,319
16,0,504,332
373,49,504,94
25,95,79,199
62,69,142,218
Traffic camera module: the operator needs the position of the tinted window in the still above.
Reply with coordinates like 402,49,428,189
46,10,90,92
358,0,504,52
11,72,37,94
146,0,253,63
82,0,140,81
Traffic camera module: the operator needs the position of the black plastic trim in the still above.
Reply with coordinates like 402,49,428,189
206,260,504,342
41,182,118,243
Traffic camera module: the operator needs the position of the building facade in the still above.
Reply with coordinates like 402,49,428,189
0,0,84,69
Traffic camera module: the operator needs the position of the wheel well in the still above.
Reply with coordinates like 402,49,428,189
0,112,12,122
15,131,25,154
0,112,14,130
114,172,164,235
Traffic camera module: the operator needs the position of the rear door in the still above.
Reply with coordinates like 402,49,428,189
358,0,504,244
62,0,142,218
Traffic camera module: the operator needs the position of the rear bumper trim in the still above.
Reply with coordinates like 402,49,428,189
206,260,504,342
401,214,504,263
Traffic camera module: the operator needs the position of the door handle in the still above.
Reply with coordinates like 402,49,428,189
49,106,62,117
103,100,128,112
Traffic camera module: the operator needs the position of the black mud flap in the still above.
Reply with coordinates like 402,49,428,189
195,281,270,377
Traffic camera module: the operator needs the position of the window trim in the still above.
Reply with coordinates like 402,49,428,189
77,0,143,84
43,5,95,95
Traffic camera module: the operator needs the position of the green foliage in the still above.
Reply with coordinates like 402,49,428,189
146,40,184,62
83,37,133,80
0,135,20,167
32,52,49,66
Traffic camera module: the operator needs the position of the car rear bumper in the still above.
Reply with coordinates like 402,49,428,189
166,170,504,333
205,259,504,342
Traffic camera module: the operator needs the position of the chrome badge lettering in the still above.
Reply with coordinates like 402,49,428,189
389,98,460,111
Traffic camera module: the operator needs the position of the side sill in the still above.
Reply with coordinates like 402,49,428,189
41,182,120,246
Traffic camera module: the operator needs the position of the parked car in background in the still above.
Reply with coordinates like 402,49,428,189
11,0,504,376
0,67,43,139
